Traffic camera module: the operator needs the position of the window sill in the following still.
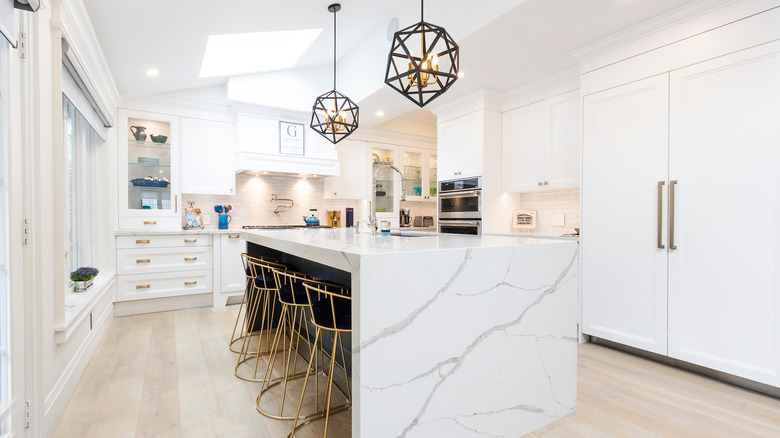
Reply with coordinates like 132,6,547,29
54,271,116,344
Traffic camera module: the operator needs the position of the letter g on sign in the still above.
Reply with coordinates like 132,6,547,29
287,124,298,138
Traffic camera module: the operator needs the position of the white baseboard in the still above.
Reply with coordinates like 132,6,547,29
44,298,114,437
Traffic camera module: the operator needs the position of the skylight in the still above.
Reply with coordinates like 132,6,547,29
199,29,322,78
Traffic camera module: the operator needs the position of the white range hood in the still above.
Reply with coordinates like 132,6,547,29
234,113,340,177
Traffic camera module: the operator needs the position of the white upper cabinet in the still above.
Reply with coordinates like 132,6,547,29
437,111,483,179
324,140,368,200
181,117,235,195
118,109,181,230
502,89,580,192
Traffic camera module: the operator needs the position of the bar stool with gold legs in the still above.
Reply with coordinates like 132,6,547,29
255,269,319,420
228,253,270,354
234,257,289,382
289,281,352,438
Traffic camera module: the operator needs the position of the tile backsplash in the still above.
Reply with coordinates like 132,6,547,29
504,188,580,236
183,174,364,229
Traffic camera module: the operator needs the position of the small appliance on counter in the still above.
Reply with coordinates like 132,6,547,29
399,209,411,227
303,209,320,226
346,207,354,227
326,210,341,228
413,216,435,227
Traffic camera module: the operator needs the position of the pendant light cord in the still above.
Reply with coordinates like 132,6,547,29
421,0,424,21
333,7,337,91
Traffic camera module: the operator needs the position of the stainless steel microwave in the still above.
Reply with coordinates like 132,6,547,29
438,177,482,220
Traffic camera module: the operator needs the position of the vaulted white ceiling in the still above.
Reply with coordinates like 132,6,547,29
83,0,695,127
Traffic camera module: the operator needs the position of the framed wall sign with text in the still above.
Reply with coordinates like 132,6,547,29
279,121,305,156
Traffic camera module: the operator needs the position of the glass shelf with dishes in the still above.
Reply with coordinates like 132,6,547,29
372,146,397,215
401,149,437,201
119,110,180,224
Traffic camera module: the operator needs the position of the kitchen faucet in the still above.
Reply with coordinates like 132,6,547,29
369,162,406,234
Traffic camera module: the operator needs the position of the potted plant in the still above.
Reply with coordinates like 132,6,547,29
70,267,99,292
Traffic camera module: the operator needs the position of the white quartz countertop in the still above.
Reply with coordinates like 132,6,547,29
242,227,573,258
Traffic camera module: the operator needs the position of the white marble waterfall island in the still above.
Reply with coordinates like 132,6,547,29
241,228,579,438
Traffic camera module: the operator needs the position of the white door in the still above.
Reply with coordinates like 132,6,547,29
668,42,780,386
581,74,670,355
502,101,544,192
545,89,580,189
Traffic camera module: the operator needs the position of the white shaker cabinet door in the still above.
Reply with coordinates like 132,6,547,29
324,140,367,200
502,101,544,192
219,233,247,293
181,117,236,195
581,74,670,355
668,42,780,387
437,118,460,179
545,89,580,190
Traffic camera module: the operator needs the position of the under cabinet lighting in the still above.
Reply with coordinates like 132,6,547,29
200,29,322,78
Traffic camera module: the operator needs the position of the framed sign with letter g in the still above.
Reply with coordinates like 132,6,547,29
279,121,305,156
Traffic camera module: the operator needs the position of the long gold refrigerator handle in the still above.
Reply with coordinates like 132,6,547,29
669,180,678,250
657,181,665,249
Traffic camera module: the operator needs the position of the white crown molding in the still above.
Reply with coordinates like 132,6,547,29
570,0,740,62
122,92,237,123
230,102,310,124
429,88,503,123
501,66,580,112
60,0,121,112
347,127,436,150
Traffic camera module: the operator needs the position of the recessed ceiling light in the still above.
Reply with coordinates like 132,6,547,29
146,68,159,77
200,29,323,78
376,111,385,117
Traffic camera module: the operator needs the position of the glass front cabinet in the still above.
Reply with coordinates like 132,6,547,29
118,109,181,229
371,146,397,216
402,148,437,202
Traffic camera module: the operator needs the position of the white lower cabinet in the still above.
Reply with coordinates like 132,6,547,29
116,234,213,302
218,233,246,293
582,42,780,387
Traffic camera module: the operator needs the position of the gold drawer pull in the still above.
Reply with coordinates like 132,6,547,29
136,239,150,244
143,221,157,225
184,281,198,286
136,259,150,263
184,238,197,243
136,284,151,289
228,234,240,239
184,257,198,261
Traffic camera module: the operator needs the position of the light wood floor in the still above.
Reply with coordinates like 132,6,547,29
53,307,780,438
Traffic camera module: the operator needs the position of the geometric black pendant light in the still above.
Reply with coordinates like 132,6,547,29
384,0,460,108
310,3,359,144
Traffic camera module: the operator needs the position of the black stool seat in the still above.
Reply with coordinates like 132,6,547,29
311,299,351,330
277,280,307,305
254,273,276,288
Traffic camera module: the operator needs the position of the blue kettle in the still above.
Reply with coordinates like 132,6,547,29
302,209,320,226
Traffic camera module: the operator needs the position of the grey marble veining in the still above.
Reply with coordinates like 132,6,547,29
241,228,578,437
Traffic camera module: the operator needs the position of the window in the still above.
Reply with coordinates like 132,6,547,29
0,36,8,437
63,96,99,274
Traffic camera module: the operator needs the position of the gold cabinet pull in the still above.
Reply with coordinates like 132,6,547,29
136,259,150,263
669,180,678,250
543,181,549,185
184,281,197,286
657,181,665,249
143,221,157,225
184,238,197,243
228,234,240,239
537,182,543,186
184,257,198,261
136,284,151,289
175,195,178,213
136,239,150,244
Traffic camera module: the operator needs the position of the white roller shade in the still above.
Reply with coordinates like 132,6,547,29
0,0,16,48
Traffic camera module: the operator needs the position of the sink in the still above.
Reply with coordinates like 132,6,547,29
388,231,434,238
